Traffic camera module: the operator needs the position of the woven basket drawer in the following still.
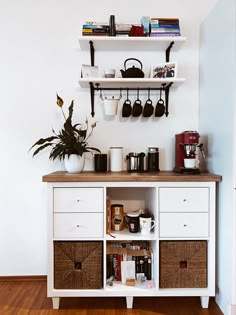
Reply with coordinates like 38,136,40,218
159,241,207,288
54,241,103,289
159,187,209,212
54,188,103,213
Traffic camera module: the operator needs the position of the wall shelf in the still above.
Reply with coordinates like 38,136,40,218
78,36,186,117
78,36,186,51
79,78,185,89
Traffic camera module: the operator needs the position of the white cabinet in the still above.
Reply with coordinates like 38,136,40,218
54,213,104,238
43,173,220,310
159,187,209,212
54,188,103,212
159,212,209,237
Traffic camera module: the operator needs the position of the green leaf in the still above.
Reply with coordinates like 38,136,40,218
30,136,58,150
32,143,54,157
86,147,101,153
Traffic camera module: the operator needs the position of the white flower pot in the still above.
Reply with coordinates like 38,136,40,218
64,154,85,173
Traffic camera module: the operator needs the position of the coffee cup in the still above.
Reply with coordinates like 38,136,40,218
105,68,116,78
184,158,200,169
139,215,155,235
125,213,139,233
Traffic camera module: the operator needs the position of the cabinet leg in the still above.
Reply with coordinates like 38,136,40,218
52,297,60,309
126,296,133,309
200,296,209,308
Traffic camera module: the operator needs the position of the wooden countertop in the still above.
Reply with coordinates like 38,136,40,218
42,171,222,183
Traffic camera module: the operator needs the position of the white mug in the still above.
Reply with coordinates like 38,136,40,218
184,158,200,169
139,216,155,235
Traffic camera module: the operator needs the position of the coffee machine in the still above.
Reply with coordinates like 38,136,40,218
174,131,205,174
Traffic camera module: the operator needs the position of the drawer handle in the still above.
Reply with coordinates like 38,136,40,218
183,224,187,227
183,199,187,202
76,225,80,228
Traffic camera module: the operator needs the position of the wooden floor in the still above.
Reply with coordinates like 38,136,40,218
0,279,224,315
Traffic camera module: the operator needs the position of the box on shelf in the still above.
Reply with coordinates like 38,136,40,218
54,241,103,289
159,241,207,288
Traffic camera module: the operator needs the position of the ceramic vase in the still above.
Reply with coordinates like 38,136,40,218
64,154,85,173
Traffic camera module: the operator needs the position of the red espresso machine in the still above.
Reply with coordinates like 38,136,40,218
174,131,205,174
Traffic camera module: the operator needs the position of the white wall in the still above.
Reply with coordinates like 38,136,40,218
0,0,217,275
199,0,235,314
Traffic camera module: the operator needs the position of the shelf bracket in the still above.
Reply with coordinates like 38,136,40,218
166,41,174,62
89,82,95,117
164,82,173,117
89,40,95,66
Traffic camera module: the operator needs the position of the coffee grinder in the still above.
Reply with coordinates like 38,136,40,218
174,131,205,174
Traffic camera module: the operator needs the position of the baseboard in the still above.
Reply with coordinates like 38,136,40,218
0,275,47,282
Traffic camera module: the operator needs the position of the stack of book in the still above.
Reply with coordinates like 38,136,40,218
106,241,153,282
82,22,109,36
150,18,181,37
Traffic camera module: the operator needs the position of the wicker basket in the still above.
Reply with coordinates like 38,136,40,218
159,241,207,288
54,241,103,289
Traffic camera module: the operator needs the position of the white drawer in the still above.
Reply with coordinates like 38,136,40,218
54,213,103,238
53,188,103,213
159,187,209,212
160,213,208,237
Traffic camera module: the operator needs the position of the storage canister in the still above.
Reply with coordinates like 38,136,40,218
111,204,124,231
147,147,160,172
110,147,123,171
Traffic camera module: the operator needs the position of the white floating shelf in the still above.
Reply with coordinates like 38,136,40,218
78,36,186,51
79,78,185,89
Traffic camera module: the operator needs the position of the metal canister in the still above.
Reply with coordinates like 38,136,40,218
147,147,160,172
111,204,124,231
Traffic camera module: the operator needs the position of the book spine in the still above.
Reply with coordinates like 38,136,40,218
113,254,119,280
147,254,152,280
117,254,123,281
106,196,111,234
139,256,145,274
150,33,181,37
106,255,110,279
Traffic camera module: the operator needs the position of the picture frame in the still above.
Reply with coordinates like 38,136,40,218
151,62,177,79
81,64,99,78
121,261,136,284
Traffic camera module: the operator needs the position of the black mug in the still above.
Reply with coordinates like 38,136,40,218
95,154,107,172
125,213,140,233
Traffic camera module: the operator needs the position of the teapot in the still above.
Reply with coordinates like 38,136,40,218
120,58,145,78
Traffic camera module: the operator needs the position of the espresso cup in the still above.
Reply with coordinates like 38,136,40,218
105,68,116,78
184,158,200,169
139,215,155,235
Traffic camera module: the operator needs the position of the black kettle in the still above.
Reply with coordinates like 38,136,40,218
120,58,145,78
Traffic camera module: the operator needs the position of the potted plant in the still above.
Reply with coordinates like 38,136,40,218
30,94,101,173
